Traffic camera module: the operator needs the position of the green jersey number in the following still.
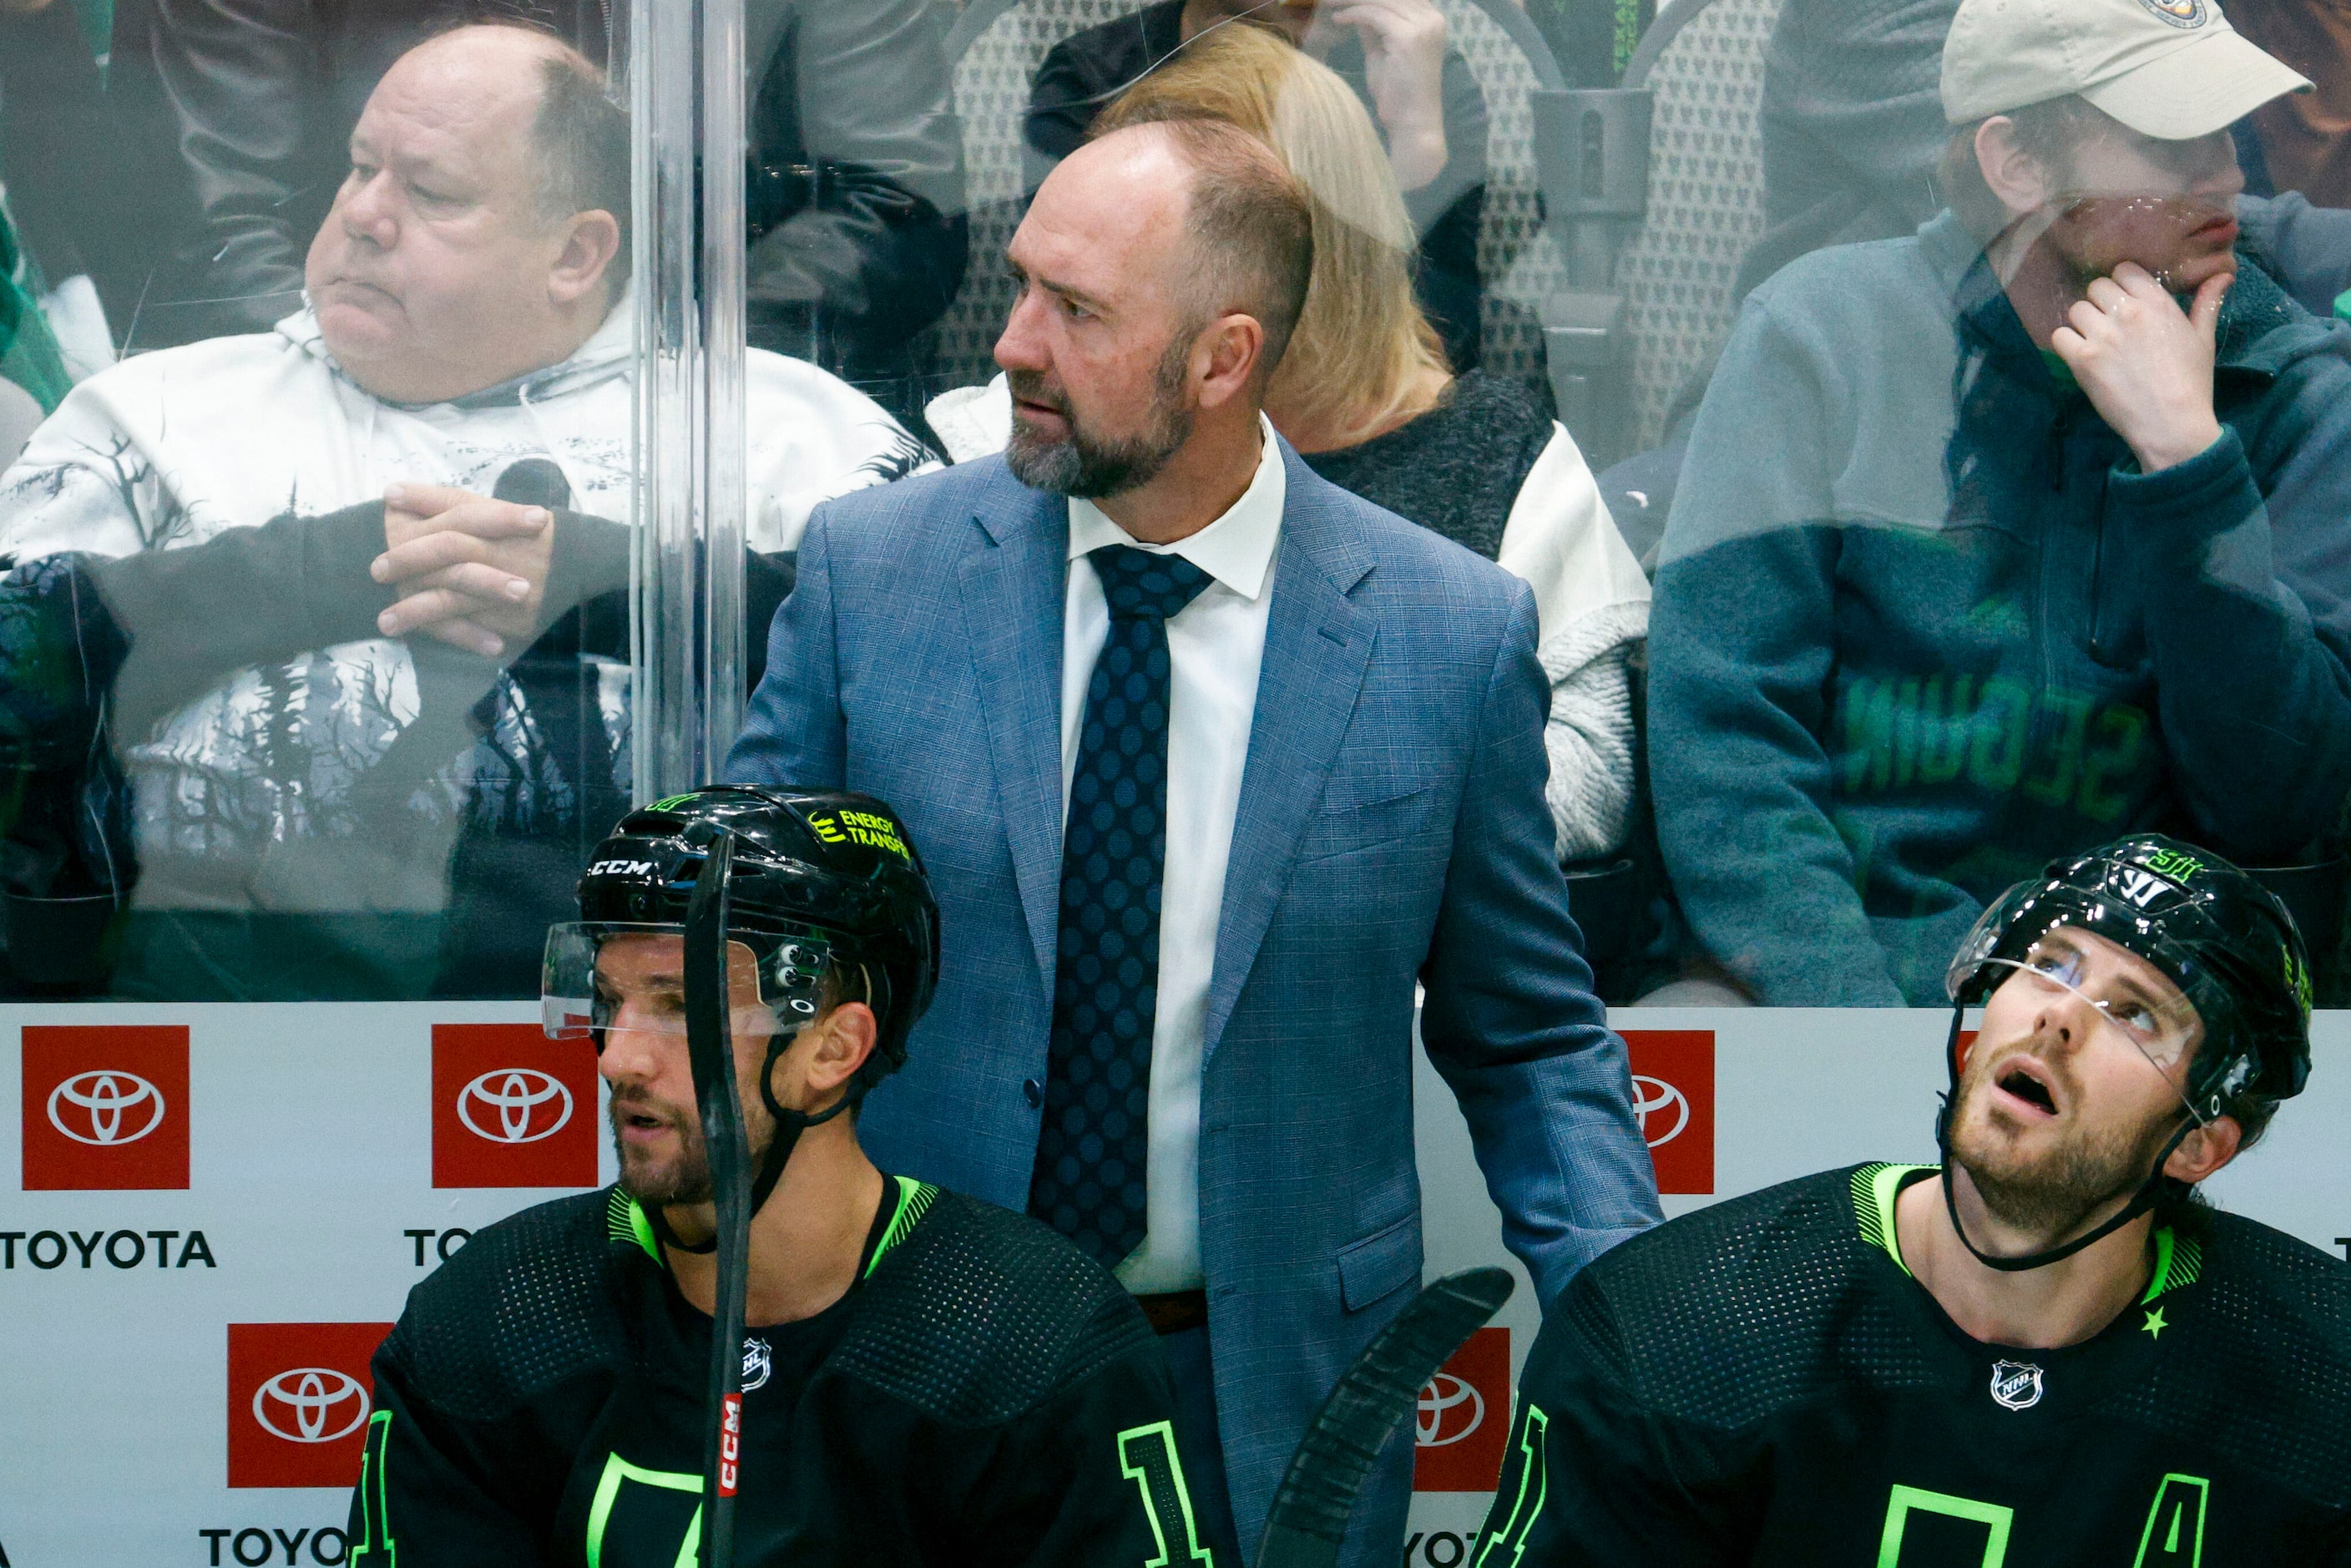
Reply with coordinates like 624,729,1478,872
1878,1485,2013,1567
2134,1475,2208,1568
1118,1422,1214,1568
1474,1403,1550,1568
584,1452,703,1568
349,1411,397,1566
1875,1475,2209,1568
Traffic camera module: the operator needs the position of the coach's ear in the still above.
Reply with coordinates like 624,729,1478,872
782,1000,877,1111
2163,1115,2243,1185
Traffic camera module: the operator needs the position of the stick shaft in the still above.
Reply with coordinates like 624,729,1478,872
685,835,751,1568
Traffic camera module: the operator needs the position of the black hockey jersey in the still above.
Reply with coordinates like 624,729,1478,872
1478,1163,2351,1566
344,1176,1216,1567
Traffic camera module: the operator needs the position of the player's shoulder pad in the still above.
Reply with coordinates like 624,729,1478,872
1536,1166,1904,1425
2125,1208,2351,1508
1578,1165,1872,1308
378,1188,635,1423
832,1190,1158,1427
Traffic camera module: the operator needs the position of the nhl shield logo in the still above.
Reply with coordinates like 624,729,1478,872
742,1336,773,1393
1989,1359,2045,1411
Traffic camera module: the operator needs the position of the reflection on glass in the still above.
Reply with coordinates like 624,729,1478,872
0,18,931,1003
1649,0,2351,1005
1024,0,1490,368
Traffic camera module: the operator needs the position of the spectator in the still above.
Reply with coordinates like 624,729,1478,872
0,24,928,1000
1026,0,1491,369
1604,0,2351,559
936,25,1649,861
129,0,967,378
1647,0,2351,1004
743,0,969,390
2226,0,2351,207
731,119,1659,1568
1742,0,2351,309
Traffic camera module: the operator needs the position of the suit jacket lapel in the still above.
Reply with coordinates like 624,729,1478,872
1203,453,1377,1062
958,480,1070,989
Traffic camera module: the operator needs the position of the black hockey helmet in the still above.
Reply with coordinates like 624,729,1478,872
544,785,940,1090
1945,833,2311,1120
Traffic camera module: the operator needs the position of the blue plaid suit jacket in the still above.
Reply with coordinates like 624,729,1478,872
728,443,1661,1565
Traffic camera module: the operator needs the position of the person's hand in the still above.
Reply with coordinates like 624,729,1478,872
1312,0,1449,191
372,483,555,658
2050,262,2228,474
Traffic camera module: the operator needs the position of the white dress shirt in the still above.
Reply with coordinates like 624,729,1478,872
1060,416,1285,1293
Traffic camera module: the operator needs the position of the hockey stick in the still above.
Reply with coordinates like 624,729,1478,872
1254,1267,1515,1568
684,832,751,1568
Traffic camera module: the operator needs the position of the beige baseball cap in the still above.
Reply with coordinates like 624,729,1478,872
1943,0,2310,139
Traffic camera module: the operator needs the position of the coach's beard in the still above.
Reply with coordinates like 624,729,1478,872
1004,346,1195,499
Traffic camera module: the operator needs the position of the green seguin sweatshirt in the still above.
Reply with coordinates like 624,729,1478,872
1649,211,2351,1004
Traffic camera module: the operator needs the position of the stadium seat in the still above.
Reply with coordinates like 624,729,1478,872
1531,0,1787,468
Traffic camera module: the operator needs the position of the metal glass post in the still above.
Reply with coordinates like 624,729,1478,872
632,0,749,802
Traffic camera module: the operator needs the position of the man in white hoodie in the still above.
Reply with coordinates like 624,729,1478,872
0,23,929,1000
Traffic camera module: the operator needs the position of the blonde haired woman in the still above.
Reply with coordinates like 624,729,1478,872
930,24,1648,859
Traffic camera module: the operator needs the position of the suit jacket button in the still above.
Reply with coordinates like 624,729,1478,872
1022,1078,1044,1108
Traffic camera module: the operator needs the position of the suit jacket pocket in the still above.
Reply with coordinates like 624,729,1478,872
1336,1212,1422,1313
1297,786,1439,863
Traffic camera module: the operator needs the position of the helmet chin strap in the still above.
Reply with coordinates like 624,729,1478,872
647,1038,861,1257
1933,1007,2194,1274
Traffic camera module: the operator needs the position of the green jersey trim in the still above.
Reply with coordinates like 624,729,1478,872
606,1174,937,1278
1853,1163,1934,1277
865,1176,938,1279
2140,1227,2204,1303
607,1188,661,1266
1851,1163,2200,1303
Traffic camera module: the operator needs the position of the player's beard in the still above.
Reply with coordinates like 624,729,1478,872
1004,335,1196,499
609,1085,773,1207
1946,1055,2176,1238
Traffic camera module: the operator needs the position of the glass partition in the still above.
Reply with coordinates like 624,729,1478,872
0,0,939,1004
4,0,2351,1556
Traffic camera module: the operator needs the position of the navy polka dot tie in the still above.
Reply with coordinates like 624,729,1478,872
1027,544,1215,1267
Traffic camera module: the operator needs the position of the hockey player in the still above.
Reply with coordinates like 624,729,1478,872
1476,834,2351,1565
345,786,1217,1566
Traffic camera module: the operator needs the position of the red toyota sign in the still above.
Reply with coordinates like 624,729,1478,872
1620,1029,1716,1196
1412,1327,1510,1492
21,1025,190,1191
227,1323,395,1489
432,1023,599,1189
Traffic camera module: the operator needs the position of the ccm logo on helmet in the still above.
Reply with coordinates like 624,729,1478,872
588,859,656,878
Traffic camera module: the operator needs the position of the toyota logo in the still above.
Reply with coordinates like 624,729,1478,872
1416,1373,1485,1448
458,1069,574,1145
1631,1075,1689,1148
45,1070,167,1146
252,1368,371,1444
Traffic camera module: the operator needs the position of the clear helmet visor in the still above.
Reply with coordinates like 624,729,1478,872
542,922,831,1044
1952,913,2212,1124
1969,943,2203,1070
